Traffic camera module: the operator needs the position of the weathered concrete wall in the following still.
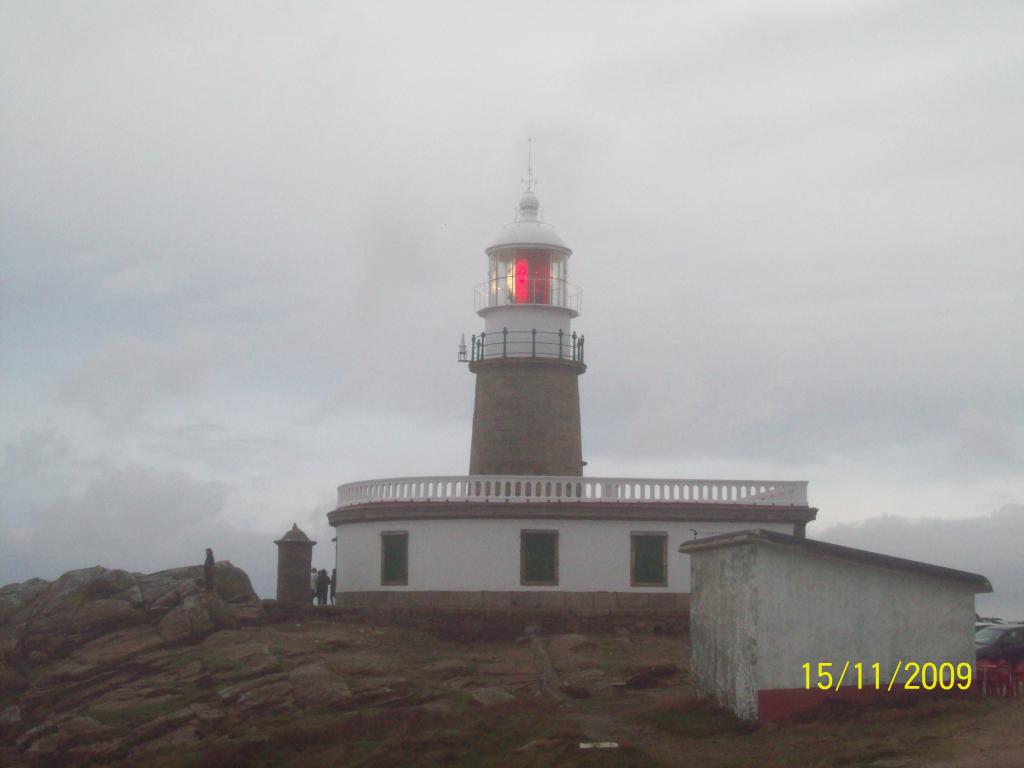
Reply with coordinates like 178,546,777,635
689,544,759,720
754,544,977,692
468,358,583,476
335,518,795,594
688,539,979,721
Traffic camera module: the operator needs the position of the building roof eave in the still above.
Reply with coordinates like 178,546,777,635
678,528,992,593
328,501,819,528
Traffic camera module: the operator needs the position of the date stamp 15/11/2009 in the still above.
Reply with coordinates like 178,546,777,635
802,661,973,692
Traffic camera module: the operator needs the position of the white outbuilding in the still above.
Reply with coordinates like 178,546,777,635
680,529,992,721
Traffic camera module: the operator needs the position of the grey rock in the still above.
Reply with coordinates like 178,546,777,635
289,662,352,706
470,686,516,706
73,625,165,667
425,658,472,679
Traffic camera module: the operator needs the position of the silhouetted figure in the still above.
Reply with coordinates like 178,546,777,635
203,549,215,592
315,569,330,606
310,567,317,604
330,568,337,606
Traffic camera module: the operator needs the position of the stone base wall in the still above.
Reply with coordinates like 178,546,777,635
336,590,689,612
264,598,689,641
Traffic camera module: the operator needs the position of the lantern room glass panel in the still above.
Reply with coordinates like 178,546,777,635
487,247,568,308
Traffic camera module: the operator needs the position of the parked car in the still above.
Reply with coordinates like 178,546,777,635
975,624,1024,663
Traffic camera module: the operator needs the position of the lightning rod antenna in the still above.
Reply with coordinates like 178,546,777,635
522,138,537,193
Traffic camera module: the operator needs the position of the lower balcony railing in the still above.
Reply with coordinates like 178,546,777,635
459,329,584,362
337,475,809,508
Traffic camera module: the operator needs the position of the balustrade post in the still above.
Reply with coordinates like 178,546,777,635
502,327,507,357
572,331,578,361
558,329,564,359
479,331,486,360
470,334,476,362
531,328,536,357
579,334,584,363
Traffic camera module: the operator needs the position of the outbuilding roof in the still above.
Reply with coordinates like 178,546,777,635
678,529,992,593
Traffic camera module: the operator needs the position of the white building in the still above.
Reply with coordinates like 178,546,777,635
681,529,991,721
328,184,817,610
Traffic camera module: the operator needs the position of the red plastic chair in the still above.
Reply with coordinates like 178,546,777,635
1013,660,1024,696
977,659,1012,696
974,663,1007,696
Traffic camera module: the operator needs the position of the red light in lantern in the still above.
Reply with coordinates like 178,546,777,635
515,258,530,303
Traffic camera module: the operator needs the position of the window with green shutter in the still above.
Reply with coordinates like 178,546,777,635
520,530,558,586
380,532,408,586
631,533,667,587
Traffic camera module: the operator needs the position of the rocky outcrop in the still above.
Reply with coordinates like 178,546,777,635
0,562,264,765
0,562,261,665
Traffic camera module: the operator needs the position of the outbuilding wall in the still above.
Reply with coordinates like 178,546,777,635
753,544,977,692
335,518,795,595
689,544,760,719
687,538,980,721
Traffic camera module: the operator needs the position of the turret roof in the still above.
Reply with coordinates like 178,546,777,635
275,523,315,545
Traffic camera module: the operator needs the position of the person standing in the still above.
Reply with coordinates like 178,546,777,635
315,568,330,606
330,568,337,606
203,549,215,593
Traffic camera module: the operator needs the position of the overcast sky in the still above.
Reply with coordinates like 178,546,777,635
1,2,1022,611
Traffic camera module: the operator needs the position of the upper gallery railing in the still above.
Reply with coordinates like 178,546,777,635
337,475,809,509
475,277,581,313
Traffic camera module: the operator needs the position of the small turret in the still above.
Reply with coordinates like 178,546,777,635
274,524,316,604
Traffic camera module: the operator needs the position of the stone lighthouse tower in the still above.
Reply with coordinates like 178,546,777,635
462,182,585,476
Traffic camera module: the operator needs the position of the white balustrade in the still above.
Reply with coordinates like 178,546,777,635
336,475,809,509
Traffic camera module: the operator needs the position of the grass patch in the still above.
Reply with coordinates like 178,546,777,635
829,745,904,766
189,708,447,768
640,696,756,739
85,698,182,729
185,697,664,768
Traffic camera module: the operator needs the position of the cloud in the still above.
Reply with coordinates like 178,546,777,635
817,503,1024,619
0,3,1022,595
0,461,285,597
0,429,73,484
59,332,217,426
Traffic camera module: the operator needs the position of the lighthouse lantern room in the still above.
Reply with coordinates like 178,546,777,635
472,189,582,362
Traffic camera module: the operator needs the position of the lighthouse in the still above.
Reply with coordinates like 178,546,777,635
328,172,815,609
464,183,585,476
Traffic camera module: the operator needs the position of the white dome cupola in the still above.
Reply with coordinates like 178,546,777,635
487,191,569,250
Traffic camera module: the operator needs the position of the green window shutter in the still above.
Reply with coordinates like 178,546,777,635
381,534,408,585
633,535,666,586
521,532,557,584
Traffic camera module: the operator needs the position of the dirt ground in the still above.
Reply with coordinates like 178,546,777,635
9,615,1024,767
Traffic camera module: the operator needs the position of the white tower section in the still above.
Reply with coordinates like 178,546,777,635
471,191,582,360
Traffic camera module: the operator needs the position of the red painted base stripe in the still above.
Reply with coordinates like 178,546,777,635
756,685,968,722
